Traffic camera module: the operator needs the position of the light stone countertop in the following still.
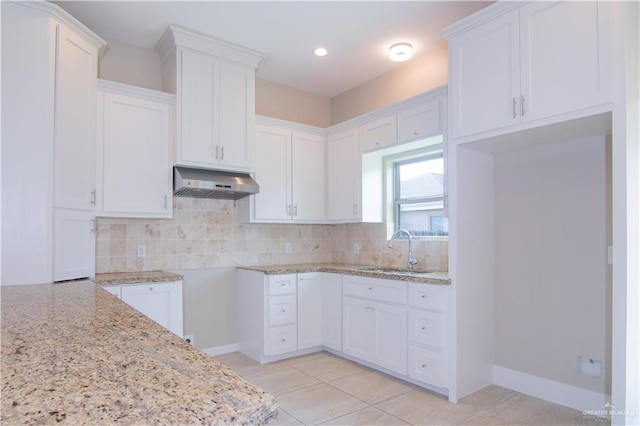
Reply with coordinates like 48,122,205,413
237,263,451,285
93,270,184,286
1,281,278,424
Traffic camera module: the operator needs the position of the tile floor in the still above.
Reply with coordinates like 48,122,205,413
214,351,609,426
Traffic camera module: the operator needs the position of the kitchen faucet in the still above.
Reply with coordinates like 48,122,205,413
388,229,418,271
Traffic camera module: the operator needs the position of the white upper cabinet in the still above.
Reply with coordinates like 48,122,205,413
361,115,397,153
239,119,325,223
327,128,361,222
397,100,442,143
444,1,612,141
97,80,174,218
156,25,264,172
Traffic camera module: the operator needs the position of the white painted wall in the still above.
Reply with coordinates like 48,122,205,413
493,136,609,395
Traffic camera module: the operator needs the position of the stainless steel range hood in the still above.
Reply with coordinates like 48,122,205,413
173,166,259,200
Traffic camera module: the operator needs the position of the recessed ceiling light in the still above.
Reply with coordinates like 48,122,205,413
314,47,328,57
389,43,413,62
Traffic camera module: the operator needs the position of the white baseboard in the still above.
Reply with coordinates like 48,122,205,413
202,343,240,356
493,365,610,413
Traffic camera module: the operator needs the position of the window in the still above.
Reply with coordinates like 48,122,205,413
391,148,447,237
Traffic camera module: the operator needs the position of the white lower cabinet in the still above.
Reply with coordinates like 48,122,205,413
116,280,184,337
343,276,408,375
236,269,447,391
407,283,446,388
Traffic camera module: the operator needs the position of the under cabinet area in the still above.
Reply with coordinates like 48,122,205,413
444,0,612,141
96,80,174,218
102,280,184,337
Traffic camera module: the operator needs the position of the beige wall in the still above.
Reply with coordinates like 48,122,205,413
255,78,331,127
493,136,610,394
330,48,448,125
99,38,164,91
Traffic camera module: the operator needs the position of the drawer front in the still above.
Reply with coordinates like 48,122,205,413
408,345,445,388
343,276,407,304
268,274,296,296
409,283,444,311
267,325,297,356
409,309,442,348
268,295,297,326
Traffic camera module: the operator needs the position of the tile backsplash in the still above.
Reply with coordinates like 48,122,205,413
96,198,447,273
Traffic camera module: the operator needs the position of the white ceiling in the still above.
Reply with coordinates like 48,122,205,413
54,1,492,98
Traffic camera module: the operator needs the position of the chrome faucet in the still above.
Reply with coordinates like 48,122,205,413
388,229,418,271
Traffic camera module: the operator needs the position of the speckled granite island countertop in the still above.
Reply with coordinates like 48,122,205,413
1,281,278,424
93,270,184,286
238,263,451,285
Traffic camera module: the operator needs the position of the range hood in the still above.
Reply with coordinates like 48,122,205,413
173,166,259,200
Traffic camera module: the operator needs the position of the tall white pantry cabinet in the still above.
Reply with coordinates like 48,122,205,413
1,2,106,285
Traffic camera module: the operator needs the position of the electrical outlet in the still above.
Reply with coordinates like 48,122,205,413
184,334,194,345
578,356,602,377
137,245,146,258
353,243,360,254
285,242,292,254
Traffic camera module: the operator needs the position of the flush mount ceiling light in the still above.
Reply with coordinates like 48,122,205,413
314,47,328,57
389,42,413,62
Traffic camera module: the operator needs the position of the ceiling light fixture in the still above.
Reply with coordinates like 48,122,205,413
314,47,328,57
389,42,413,62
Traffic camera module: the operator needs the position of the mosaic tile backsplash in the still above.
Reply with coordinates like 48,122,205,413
95,198,448,273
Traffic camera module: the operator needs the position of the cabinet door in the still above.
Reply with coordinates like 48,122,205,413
292,132,325,221
519,1,612,121
449,11,520,138
179,49,218,166
361,115,396,153
321,273,342,351
373,301,408,375
297,273,322,349
327,129,360,221
343,297,373,361
219,61,254,170
121,281,183,337
53,24,98,211
52,209,95,281
397,101,441,143
99,90,172,218
254,125,291,220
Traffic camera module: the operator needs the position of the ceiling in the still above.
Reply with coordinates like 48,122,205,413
54,1,493,98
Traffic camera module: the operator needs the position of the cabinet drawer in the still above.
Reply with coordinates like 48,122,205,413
409,309,442,348
268,274,296,296
408,345,445,388
409,283,444,312
343,276,407,304
267,325,297,356
268,295,297,326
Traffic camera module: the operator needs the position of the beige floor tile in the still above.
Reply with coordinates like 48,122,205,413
242,365,321,395
460,385,521,410
279,383,368,425
319,406,409,425
327,369,414,404
270,409,304,425
286,352,368,382
213,352,260,373
376,387,479,425
488,393,601,426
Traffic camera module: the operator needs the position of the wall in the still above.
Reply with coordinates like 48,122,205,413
255,79,331,128
493,136,610,395
330,48,448,125
99,38,164,91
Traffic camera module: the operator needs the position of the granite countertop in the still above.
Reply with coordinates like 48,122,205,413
1,281,277,424
93,270,184,286
237,263,451,285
